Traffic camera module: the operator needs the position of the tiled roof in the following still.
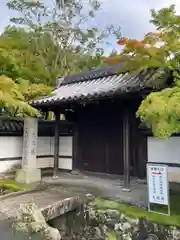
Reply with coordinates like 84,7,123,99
0,120,73,136
31,65,156,107
61,64,122,85
0,120,23,134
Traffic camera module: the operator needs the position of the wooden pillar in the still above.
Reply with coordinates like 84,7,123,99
72,124,78,170
53,110,60,178
138,135,147,179
122,110,131,191
44,111,48,120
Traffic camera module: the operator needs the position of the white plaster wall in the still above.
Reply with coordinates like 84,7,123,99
0,160,21,174
36,157,72,170
37,137,52,156
50,136,73,156
0,136,73,173
58,157,72,170
0,137,22,158
148,137,180,182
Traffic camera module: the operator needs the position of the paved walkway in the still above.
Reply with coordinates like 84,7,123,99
0,172,148,220
43,171,148,208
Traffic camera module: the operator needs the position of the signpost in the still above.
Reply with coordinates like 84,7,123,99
147,164,170,216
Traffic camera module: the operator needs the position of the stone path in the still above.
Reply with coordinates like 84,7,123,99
0,172,148,220
0,187,89,220
43,171,148,209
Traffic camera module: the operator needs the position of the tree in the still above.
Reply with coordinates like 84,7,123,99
7,0,120,86
0,76,52,118
105,4,180,139
0,27,58,85
55,0,71,8
0,76,39,118
0,26,53,118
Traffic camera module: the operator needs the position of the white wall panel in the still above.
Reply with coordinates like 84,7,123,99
0,137,22,158
37,137,51,156
50,136,72,156
0,136,73,173
148,137,180,182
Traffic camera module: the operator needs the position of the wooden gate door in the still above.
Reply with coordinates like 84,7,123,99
101,111,124,175
78,120,106,173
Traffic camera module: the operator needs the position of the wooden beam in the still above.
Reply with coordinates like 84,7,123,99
53,110,60,177
122,109,131,191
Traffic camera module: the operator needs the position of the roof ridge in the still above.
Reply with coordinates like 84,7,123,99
61,64,122,85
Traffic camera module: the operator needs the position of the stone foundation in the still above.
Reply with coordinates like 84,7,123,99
15,168,41,184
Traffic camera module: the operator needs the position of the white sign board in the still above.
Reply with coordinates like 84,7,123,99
147,164,169,205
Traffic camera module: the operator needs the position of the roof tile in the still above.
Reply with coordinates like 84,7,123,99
31,67,156,106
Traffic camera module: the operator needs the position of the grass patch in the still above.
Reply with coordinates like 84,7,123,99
93,190,180,227
0,179,32,195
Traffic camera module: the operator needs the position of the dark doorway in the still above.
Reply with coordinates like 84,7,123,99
76,103,124,175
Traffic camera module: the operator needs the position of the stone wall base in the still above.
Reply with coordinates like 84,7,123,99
49,203,180,240
15,168,41,184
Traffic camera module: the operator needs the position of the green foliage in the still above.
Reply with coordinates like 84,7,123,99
108,231,117,240
0,0,120,117
0,75,40,117
137,86,180,138
106,4,180,138
137,5,180,138
0,27,61,85
16,78,52,101
0,26,53,117
7,0,120,85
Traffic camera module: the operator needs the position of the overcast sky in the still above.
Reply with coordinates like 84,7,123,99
1,0,180,52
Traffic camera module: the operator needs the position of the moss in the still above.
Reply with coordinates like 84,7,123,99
0,179,32,193
108,231,117,240
92,194,180,227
